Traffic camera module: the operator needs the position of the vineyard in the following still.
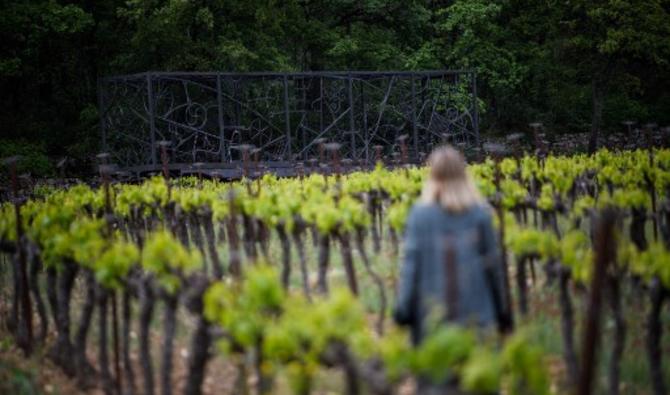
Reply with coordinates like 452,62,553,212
1,147,670,395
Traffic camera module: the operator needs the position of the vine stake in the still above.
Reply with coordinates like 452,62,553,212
577,209,616,395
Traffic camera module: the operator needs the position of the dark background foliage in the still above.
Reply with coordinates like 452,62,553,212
1,0,669,174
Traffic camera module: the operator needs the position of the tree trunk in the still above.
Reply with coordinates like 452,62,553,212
161,296,178,395
317,233,330,294
630,207,648,251
369,193,381,254
217,222,227,245
28,248,48,343
52,261,78,376
189,214,208,276
123,289,136,395
184,316,211,395
202,212,223,278
388,228,398,257
46,266,59,331
176,211,190,247
516,256,528,316
8,252,19,334
184,277,212,395
226,216,242,277
337,232,358,296
355,228,386,335
647,279,666,395
559,268,579,388
256,219,270,261
292,225,311,301
607,276,625,395
339,343,360,395
112,292,122,394
138,280,155,395
74,270,97,387
276,224,292,289
98,288,114,395
255,338,272,395
242,214,257,262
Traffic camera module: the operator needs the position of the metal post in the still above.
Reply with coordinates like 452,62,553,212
98,78,107,152
471,71,481,149
301,77,307,160
411,75,418,162
217,75,226,162
234,79,241,127
348,76,355,161
283,76,292,161
360,82,369,165
319,77,324,134
146,73,157,166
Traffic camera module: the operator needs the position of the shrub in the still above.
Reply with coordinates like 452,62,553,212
0,139,53,177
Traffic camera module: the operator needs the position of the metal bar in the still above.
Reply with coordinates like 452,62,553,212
98,78,107,152
472,71,480,148
319,77,324,136
217,75,226,162
301,77,307,160
105,70,476,81
283,75,292,161
146,73,157,165
411,75,418,161
234,79,241,129
360,81,369,164
348,75,355,160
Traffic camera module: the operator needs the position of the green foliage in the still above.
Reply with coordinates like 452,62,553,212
142,231,202,294
560,230,593,283
502,332,550,395
413,326,476,382
95,239,139,289
460,348,502,394
205,265,284,349
0,360,45,395
628,243,670,288
10,148,666,394
436,0,525,93
0,140,53,177
506,225,559,260
3,0,670,164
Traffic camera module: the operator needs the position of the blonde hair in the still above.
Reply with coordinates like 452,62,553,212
420,145,484,212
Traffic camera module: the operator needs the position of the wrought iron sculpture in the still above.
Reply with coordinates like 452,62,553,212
99,71,479,176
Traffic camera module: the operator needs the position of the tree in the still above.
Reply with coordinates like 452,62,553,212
557,0,670,152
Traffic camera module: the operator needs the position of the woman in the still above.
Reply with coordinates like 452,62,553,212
393,146,509,392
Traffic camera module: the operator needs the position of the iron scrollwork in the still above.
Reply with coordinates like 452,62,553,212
99,71,480,174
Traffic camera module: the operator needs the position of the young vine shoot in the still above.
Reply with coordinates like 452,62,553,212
1,148,670,395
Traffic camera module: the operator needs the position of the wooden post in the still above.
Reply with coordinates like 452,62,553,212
577,209,616,395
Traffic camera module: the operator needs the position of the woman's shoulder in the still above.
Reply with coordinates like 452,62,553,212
409,202,443,218
411,202,492,219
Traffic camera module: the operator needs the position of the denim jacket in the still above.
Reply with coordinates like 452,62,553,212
393,203,506,344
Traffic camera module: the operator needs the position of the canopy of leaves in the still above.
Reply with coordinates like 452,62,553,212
2,0,669,171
